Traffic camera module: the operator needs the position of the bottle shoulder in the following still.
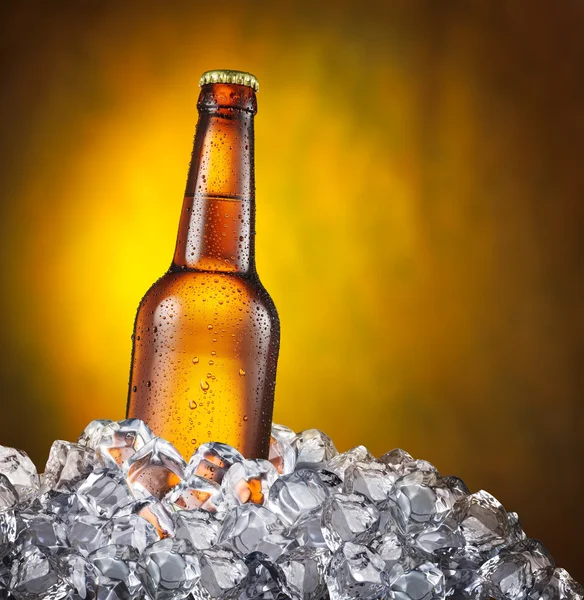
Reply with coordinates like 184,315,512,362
137,270,278,320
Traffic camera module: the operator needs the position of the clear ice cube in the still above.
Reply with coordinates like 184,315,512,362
107,513,159,552
277,546,328,600
76,469,135,518
326,446,374,481
343,461,396,504
221,459,279,507
199,547,248,599
42,441,98,492
164,473,223,513
186,441,244,484
94,419,155,469
321,492,380,551
391,469,455,535
173,510,220,551
124,437,185,500
67,514,112,556
531,567,584,600
237,551,290,600
0,475,18,509
89,543,141,598
388,561,445,600
454,490,510,553
136,538,202,600
268,470,330,526
325,542,389,600
293,429,337,470
9,545,70,600
0,445,39,494
217,504,284,555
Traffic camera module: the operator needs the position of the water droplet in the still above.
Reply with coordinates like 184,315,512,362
207,324,213,330
243,415,248,421
239,369,246,377
200,380,209,391
189,400,197,410
132,385,137,393
211,351,216,356
192,356,199,364
146,381,151,388
208,360,214,366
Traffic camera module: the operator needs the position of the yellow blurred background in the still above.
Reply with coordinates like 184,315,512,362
0,0,582,579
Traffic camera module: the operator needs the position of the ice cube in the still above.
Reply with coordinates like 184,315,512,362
173,509,220,550
409,521,466,560
38,490,86,522
186,441,244,484
326,446,374,481
67,514,112,556
531,567,584,600
94,419,155,468
42,441,98,492
0,475,18,509
268,470,330,526
290,509,328,550
217,504,284,555
199,547,248,598
442,567,489,599
508,512,527,544
443,475,471,499
511,538,554,581
325,542,389,600
0,509,16,557
77,419,113,448
316,469,343,492
107,513,159,552
343,461,396,504
76,469,135,518
9,545,70,600
277,546,328,600
0,445,39,494
164,473,223,513
293,429,337,470
255,533,300,562
388,561,445,600
270,436,298,476
479,550,534,600
321,492,380,551
15,511,68,551
453,490,510,553
137,538,202,600
134,497,175,538
272,424,297,444
390,469,456,535
53,548,97,600
89,544,141,598
221,459,278,507
370,531,410,572
378,448,414,471
237,552,290,600
124,437,185,500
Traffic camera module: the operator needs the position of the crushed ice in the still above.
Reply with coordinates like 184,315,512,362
0,419,580,599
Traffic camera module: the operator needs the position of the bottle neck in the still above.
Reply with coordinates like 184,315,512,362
172,83,257,274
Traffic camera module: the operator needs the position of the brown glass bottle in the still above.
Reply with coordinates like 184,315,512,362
126,71,280,460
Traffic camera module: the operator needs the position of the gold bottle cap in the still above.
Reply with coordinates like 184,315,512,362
199,69,259,92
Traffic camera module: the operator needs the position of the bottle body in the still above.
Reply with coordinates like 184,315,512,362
127,77,279,459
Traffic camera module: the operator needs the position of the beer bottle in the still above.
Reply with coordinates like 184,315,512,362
126,70,280,460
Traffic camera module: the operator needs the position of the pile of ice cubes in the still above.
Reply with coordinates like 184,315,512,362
0,419,580,600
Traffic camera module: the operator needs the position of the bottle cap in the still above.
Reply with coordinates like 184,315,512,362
199,70,259,92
